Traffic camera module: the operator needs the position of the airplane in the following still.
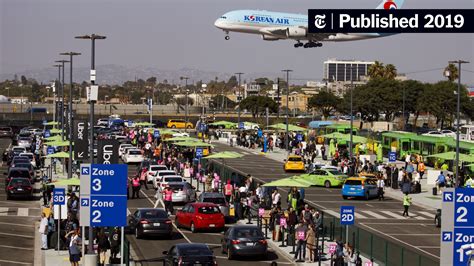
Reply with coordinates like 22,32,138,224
214,0,404,48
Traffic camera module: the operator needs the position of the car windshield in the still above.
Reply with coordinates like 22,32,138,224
19,137,30,141
202,197,226,205
179,246,212,256
234,228,263,238
345,180,362,186
141,209,168,219
288,157,302,162
129,150,141,155
165,177,183,182
20,154,33,160
198,206,220,214
159,172,175,177
13,148,25,152
14,163,31,169
150,166,166,171
9,169,30,178
328,170,342,175
10,178,31,186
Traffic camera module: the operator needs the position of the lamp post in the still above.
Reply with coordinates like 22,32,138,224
181,76,189,131
348,65,354,159
55,60,70,141
75,33,106,257
60,52,81,180
235,72,244,126
282,69,293,153
53,64,62,124
447,60,470,187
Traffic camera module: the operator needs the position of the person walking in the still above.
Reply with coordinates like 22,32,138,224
39,212,49,250
377,177,385,201
163,186,174,215
306,224,316,262
294,222,308,261
402,192,412,217
65,228,81,266
224,179,233,203
272,189,281,208
140,167,149,190
131,175,141,199
109,227,121,262
97,229,111,266
436,171,446,193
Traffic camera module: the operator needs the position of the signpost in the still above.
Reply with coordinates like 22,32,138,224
341,206,355,243
80,164,128,265
154,130,160,138
195,148,203,159
296,133,303,142
44,129,51,138
53,188,66,253
388,152,397,163
97,139,119,164
74,120,89,160
238,122,244,130
441,188,474,266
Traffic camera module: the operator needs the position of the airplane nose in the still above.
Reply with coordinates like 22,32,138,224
214,19,224,29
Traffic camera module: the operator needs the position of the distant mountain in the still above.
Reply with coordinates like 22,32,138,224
0,65,299,85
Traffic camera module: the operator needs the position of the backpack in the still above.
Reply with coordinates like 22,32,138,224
355,255,362,266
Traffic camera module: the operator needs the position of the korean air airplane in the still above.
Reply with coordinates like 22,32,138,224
214,0,404,48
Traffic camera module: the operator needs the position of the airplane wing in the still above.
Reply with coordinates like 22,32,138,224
259,26,335,41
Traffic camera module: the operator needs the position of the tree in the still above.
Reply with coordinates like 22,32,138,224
146,77,157,86
400,80,426,126
239,96,278,118
384,64,398,79
156,91,173,105
209,95,236,109
367,61,398,80
307,91,339,119
444,63,459,82
20,75,27,86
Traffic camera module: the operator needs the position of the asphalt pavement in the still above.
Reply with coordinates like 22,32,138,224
124,163,294,266
210,142,440,264
0,138,41,266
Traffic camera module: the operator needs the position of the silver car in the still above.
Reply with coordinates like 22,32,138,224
198,192,229,217
17,137,32,149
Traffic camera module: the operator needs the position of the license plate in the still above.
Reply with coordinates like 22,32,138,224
209,224,215,227
246,243,253,246
17,188,23,191
350,188,355,190
153,223,160,226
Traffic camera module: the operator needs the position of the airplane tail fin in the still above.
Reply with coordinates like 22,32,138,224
376,0,404,10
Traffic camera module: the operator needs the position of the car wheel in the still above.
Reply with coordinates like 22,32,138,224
190,222,196,233
324,180,331,188
342,195,348,200
6,194,11,200
135,227,142,239
227,247,233,260
171,125,176,128
187,125,192,129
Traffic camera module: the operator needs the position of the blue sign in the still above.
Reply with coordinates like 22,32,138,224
195,148,203,158
296,133,303,142
257,129,263,138
90,195,127,227
53,188,66,205
199,123,206,132
388,152,397,162
81,198,89,207
90,164,128,196
154,130,160,138
44,129,51,138
453,227,474,265
47,147,55,155
238,122,244,129
444,191,454,202
127,121,133,127
454,189,474,227
340,206,355,225
442,231,452,242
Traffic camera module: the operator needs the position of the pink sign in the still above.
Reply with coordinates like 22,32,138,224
297,231,305,240
364,263,373,266
279,217,287,228
258,208,264,217
329,244,337,255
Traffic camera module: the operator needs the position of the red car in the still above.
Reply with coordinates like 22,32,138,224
175,202,225,233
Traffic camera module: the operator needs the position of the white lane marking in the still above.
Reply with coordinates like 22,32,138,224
359,223,440,260
355,212,368,219
411,214,428,220
0,244,33,250
366,204,374,207
0,259,32,265
360,210,387,219
380,211,406,220
0,207,9,215
17,208,29,217
361,222,433,225
0,221,34,227
388,234,438,236
0,232,34,238
323,209,340,218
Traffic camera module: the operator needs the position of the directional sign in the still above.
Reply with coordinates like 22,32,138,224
44,129,51,138
74,120,89,160
238,122,244,130
444,191,454,202
154,130,160,138
296,133,303,142
53,188,66,205
90,164,128,196
340,206,355,225
90,195,127,227
47,147,55,155
388,152,397,162
97,139,119,164
442,231,452,242
195,148,203,159
454,189,474,227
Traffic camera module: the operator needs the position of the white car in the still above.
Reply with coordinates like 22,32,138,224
157,175,185,191
440,130,456,138
423,130,456,138
153,170,177,189
147,164,168,183
119,143,133,157
121,146,135,161
242,122,260,130
19,152,36,168
12,146,27,154
123,149,144,164
171,131,189,137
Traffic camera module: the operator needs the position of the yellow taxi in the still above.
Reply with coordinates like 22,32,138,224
167,119,193,129
283,155,305,172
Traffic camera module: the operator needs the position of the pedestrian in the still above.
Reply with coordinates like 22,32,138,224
109,227,121,261
140,167,149,190
97,229,111,266
377,177,385,201
294,222,307,261
131,175,141,199
402,192,412,217
224,179,233,203
67,193,79,220
163,186,174,215
345,243,357,266
65,228,81,266
334,240,345,266
465,176,473,188
272,189,281,208
436,171,446,193
306,224,316,262
39,212,49,250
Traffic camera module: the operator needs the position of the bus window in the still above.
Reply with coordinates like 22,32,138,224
413,141,420,151
402,141,410,151
437,145,445,153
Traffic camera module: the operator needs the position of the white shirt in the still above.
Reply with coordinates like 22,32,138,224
398,170,404,182
405,154,411,163
377,179,385,188
256,187,263,199
413,172,421,183
39,217,48,234
272,192,281,205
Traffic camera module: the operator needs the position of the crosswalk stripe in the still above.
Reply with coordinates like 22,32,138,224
355,212,369,219
380,211,406,219
361,210,387,219
412,214,429,220
323,209,341,218
416,211,434,218
0,207,8,216
17,208,29,217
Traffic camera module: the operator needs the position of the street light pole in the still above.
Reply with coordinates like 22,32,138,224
53,65,62,124
349,65,354,159
55,60,69,141
60,52,81,180
449,60,470,187
282,70,292,153
235,72,244,126
75,33,106,256
180,77,189,131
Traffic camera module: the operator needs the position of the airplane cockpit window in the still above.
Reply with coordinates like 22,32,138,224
221,16,227,19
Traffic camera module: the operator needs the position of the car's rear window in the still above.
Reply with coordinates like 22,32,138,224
159,172,175,177
198,206,220,214
14,163,31,169
202,197,226,205
165,177,183,183
288,157,302,162
13,147,25,151
234,228,263,238
9,169,30,178
179,246,212,256
169,184,184,191
19,137,30,141
150,166,166,171
0,127,11,131
10,178,31,186
328,170,343,175
129,150,141,155
141,209,168,219
20,154,33,160
345,180,362,186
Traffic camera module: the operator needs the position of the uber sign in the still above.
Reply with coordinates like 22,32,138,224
74,120,89,160
97,139,119,164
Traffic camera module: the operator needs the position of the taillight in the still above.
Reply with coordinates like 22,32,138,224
7,186,14,190
139,219,149,224
178,256,183,266
25,187,32,190
165,220,172,224
231,240,240,244
259,240,267,245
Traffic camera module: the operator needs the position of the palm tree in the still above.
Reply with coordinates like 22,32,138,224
444,63,459,82
368,61,385,79
383,64,398,79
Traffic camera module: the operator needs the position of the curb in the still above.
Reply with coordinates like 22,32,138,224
34,221,44,266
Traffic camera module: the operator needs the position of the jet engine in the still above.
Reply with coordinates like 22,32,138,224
261,34,279,41
286,27,306,38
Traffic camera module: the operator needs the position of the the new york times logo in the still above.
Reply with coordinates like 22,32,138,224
308,9,474,33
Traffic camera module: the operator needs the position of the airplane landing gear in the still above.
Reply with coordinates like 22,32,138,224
302,42,323,48
225,35,230,40
294,42,303,48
